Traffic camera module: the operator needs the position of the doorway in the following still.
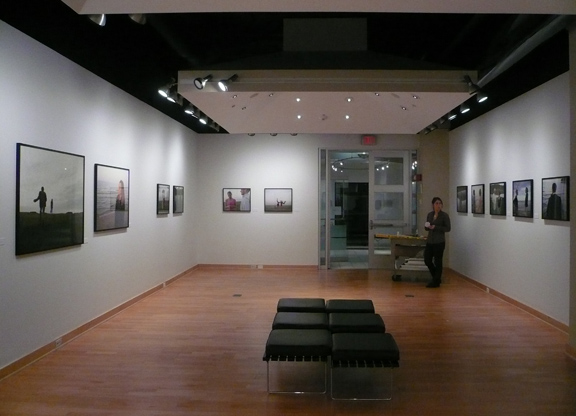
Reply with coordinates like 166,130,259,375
319,149,417,269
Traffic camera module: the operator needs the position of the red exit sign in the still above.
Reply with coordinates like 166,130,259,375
361,135,377,145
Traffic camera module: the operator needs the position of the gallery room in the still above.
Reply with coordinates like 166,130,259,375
1,1,575,414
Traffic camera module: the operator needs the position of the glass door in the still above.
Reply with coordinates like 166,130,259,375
368,150,412,269
319,149,415,269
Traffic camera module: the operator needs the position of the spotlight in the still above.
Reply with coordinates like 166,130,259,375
128,14,146,25
88,14,106,27
199,114,208,125
447,111,457,121
476,90,488,103
158,80,176,98
184,104,198,116
460,103,470,114
194,74,212,90
463,75,480,94
218,74,238,92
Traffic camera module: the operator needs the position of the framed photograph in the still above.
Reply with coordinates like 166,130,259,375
456,186,468,213
471,184,485,214
512,179,533,218
173,186,184,214
489,182,506,216
94,164,129,231
223,188,251,212
264,188,293,213
16,143,85,255
542,176,569,221
157,184,170,215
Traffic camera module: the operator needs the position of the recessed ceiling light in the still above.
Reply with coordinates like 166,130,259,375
374,92,380,96
297,115,302,119
346,97,352,102
401,106,407,111
296,98,301,102
345,115,350,120
412,94,420,99
269,93,274,97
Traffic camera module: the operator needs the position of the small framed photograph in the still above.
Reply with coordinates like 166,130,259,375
173,185,184,214
471,184,485,214
157,184,170,215
542,176,569,221
16,143,85,255
456,186,468,213
94,164,130,231
489,182,506,216
264,188,293,213
223,188,251,212
512,179,533,218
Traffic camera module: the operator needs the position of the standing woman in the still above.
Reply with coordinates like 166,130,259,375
424,197,451,288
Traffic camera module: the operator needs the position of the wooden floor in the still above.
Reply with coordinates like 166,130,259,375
1,267,575,416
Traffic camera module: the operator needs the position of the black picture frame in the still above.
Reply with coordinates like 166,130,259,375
157,184,170,215
16,143,85,255
471,184,485,214
94,164,130,231
264,188,293,213
542,176,569,221
512,179,533,218
173,185,184,214
456,186,468,213
223,188,251,212
489,182,506,216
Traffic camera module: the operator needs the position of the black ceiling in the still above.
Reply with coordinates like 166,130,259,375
0,1,570,133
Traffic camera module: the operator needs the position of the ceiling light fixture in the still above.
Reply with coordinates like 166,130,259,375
88,14,106,27
463,75,480,95
199,114,208,125
128,14,146,25
476,90,488,103
447,111,457,121
218,74,238,92
460,103,470,114
193,74,212,90
158,79,176,99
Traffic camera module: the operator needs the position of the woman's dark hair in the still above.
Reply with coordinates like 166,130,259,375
432,197,443,205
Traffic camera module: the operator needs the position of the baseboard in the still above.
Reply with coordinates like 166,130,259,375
195,264,318,270
449,268,569,334
0,266,195,381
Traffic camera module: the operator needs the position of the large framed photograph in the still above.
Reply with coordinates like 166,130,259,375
94,164,129,231
264,188,293,213
223,188,251,212
542,176,569,221
512,179,533,218
173,186,184,214
471,184,485,214
489,182,506,216
456,186,468,213
157,184,170,215
16,143,85,255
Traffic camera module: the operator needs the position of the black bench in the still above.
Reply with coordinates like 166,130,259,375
263,329,332,394
331,332,400,400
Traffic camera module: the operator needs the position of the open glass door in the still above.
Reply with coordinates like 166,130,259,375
368,150,412,269
320,149,416,269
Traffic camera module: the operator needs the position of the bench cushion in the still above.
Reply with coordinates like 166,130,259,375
264,329,332,359
273,312,329,330
329,313,385,333
325,299,375,314
332,333,399,363
277,298,326,313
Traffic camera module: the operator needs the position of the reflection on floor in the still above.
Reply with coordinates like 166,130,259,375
330,248,369,269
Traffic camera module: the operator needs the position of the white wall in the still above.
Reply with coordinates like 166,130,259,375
449,73,571,324
0,21,199,369
195,134,422,265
